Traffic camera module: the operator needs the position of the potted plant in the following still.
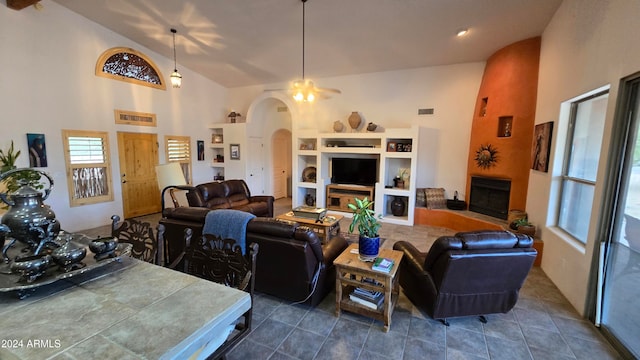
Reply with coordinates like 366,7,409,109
510,217,536,237
0,141,43,194
348,197,382,261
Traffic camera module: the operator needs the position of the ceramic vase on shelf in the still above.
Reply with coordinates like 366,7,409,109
390,197,406,216
333,120,344,133
348,111,362,132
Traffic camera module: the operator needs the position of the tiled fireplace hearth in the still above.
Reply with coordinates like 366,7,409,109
469,176,511,220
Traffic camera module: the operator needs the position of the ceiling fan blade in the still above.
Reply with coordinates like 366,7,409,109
316,87,341,94
264,88,288,92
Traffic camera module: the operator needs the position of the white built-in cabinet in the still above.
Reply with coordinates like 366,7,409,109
209,123,247,181
292,127,419,226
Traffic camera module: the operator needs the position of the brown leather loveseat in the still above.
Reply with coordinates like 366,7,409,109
393,230,537,325
185,179,274,217
159,207,348,306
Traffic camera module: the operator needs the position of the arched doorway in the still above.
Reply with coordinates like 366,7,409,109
245,93,297,198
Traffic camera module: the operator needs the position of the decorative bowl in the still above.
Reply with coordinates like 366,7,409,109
52,245,87,272
89,238,119,260
11,254,52,283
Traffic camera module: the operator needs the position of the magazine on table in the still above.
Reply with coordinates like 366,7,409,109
372,257,394,273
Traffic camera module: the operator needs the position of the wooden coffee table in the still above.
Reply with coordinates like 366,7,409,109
275,212,343,244
333,243,403,332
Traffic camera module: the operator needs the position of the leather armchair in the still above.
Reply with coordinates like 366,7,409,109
393,230,537,325
246,218,348,306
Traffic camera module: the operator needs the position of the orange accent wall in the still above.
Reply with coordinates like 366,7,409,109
466,37,541,211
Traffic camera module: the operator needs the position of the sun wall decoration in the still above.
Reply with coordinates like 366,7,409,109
475,144,499,169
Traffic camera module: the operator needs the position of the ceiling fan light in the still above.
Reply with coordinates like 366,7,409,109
306,92,315,102
294,91,305,102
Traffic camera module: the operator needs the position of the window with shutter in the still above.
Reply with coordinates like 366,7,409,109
165,135,191,184
62,130,114,206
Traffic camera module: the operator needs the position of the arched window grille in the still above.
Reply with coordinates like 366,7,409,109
95,47,166,90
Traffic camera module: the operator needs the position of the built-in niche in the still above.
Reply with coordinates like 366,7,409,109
479,97,488,117
498,116,513,137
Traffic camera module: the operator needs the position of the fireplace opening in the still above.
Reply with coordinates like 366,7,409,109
469,176,511,220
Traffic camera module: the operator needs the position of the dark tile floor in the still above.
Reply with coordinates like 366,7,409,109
80,198,622,359
226,264,620,360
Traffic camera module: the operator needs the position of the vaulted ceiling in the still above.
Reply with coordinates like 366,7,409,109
48,0,562,88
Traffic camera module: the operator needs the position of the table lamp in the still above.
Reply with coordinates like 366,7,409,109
156,162,187,208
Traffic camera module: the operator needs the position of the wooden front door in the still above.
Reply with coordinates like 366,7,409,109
272,129,291,199
117,132,159,218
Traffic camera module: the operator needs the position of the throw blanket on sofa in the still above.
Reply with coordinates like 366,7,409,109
203,209,256,254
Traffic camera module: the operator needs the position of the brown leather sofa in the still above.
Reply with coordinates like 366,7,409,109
184,179,274,217
393,230,537,325
159,207,348,306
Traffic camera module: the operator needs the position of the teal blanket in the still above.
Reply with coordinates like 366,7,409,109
203,209,256,254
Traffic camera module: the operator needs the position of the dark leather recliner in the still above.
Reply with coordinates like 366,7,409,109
246,218,348,306
393,230,537,325
159,208,348,306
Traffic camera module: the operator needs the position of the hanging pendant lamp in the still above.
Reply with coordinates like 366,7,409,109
170,28,182,88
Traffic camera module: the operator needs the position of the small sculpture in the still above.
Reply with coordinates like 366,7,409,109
366,122,377,132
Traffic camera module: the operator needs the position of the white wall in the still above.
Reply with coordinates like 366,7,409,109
228,63,485,198
0,1,227,232
528,0,640,315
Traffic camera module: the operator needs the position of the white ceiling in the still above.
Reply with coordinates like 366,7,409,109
51,0,562,88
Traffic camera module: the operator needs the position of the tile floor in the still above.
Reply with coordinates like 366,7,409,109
81,198,622,359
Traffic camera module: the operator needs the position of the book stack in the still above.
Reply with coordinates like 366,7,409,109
372,257,394,273
349,287,384,310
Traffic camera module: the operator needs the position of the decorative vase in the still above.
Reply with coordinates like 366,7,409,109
348,111,362,131
359,235,380,262
390,197,406,216
305,193,315,206
333,120,344,133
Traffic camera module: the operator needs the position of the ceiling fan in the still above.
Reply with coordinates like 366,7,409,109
265,0,341,102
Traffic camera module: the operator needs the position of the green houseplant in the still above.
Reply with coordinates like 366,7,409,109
510,217,536,237
0,141,43,193
348,197,382,261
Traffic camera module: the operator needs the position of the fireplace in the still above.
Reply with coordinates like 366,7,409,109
469,176,511,220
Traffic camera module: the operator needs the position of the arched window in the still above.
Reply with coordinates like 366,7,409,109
95,47,166,90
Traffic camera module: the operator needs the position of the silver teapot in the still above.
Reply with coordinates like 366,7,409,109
0,168,59,253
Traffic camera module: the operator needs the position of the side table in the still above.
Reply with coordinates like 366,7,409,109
333,243,403,332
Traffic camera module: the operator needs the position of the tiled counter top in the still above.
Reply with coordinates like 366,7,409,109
0,257,250,359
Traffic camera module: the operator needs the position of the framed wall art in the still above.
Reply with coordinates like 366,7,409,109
27,133,47,167
230,144,240,160
197,140,205,161
531,121,554,172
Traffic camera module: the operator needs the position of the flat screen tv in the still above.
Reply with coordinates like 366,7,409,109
331,157,377,186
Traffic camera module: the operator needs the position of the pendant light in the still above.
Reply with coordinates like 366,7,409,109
170,28,182,88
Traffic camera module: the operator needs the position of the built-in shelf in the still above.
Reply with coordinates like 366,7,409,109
292,127,419,226
498,116,513,137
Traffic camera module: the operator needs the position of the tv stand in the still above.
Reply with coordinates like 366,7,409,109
326,184,375,212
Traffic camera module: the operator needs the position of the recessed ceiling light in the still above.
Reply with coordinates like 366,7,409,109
456,28,469,37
